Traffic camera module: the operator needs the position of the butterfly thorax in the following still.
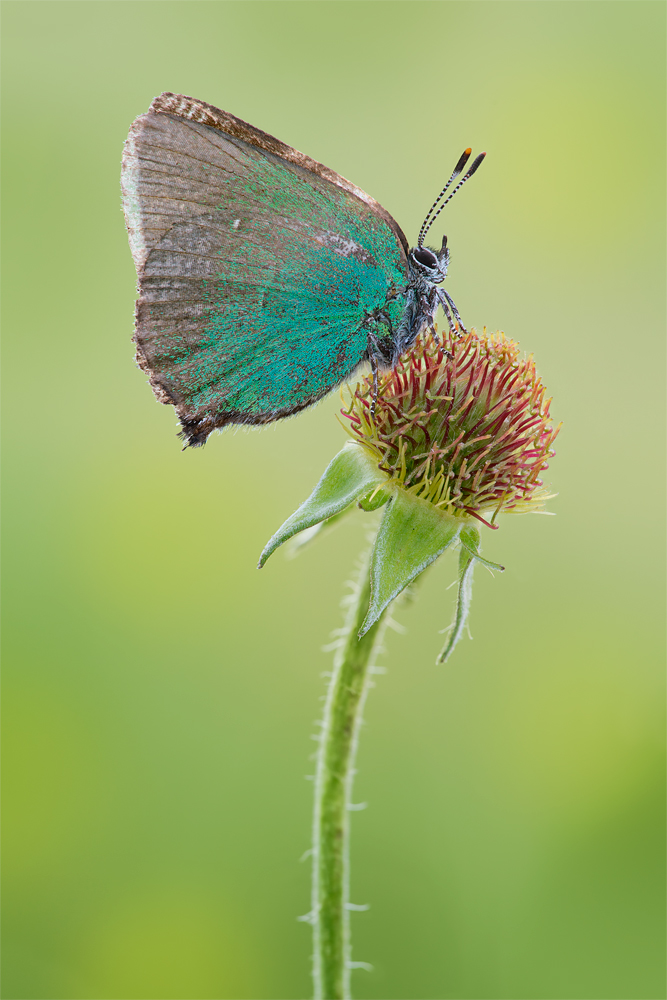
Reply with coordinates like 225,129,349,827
387,243,449,365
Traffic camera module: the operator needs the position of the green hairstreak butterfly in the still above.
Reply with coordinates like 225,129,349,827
121,93,485,446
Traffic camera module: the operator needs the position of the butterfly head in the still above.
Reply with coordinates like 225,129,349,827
409,238,449,284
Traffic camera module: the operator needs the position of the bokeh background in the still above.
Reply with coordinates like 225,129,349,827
2,2,665,998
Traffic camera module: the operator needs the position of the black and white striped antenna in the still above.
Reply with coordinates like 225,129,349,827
417,149,486,248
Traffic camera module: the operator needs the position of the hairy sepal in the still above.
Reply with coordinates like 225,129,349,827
437,525,504,663
459,525,505,572
258,443,387,567
360,489,462,636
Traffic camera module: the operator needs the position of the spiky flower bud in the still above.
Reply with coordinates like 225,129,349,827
342,328,559,529
260,327,560,662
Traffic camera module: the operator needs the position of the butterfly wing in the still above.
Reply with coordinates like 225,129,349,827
122,93,409,445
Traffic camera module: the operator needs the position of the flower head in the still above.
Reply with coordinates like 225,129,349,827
261,326,560,662
343,328,560,528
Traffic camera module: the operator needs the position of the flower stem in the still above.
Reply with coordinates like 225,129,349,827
312,549,386,1000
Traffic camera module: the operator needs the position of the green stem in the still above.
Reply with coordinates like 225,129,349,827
311,549,386,1000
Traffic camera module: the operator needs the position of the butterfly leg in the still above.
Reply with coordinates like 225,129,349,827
420,295,441,347
439,289,468,336
436,290,458,337
365,332,383,420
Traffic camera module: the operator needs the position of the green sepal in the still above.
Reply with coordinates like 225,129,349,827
258,443,387,568
460,525,505,572
437,536,477,664
286,506,354,558
357,486,392,512
359,489,462,636
437,524,504,664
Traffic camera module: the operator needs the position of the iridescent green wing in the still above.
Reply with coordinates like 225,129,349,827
121,93,409,445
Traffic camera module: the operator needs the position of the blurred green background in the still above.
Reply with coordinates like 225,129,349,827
2,2,665,998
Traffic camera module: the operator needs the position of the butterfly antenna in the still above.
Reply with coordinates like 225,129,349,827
418,151,486,248
417,148,472,248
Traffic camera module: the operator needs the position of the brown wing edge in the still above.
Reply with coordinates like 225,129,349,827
133,311,340,448
176,393,332,448
149,91,409,255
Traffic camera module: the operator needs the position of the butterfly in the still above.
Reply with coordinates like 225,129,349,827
121,92,485,447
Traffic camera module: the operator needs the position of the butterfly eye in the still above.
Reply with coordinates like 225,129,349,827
412,248,438,268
